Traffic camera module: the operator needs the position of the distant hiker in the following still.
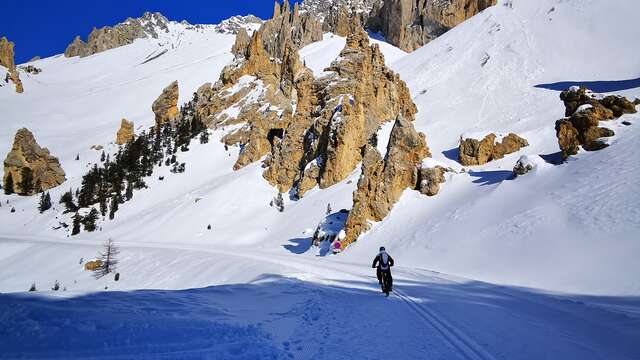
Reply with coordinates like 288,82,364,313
372,246,394,295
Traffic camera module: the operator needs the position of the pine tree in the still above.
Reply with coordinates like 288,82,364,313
125,181,133,201
109,195,119,220
71,213,82,236
83,208,99,232
99,194,108,217
59,189,78,213
38,192,52,213
199,130,210,144
93,238,119,279
100,151,106,162
4,172,14,195
18,167,34,195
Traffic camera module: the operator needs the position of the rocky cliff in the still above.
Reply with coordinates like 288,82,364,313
301,0,497,52
0,36,24,93
116,119,135,145
3,128,65,195
377,0,497,51
152,81,180,126
64,12,170,58
343,117,429,245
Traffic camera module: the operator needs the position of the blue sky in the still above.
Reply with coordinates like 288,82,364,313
1,1,276,64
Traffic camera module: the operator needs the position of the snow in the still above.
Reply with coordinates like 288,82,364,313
376,120,396,157
1,0,640,357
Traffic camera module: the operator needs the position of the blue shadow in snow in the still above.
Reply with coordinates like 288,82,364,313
534,77,640,92
469,170,514,185
1,275,639,359
283,237,313,254
539,151,564,165
442,147,460,162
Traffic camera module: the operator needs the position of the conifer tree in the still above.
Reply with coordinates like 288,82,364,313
4,172,14,195
83,208,99,232
38,192,52,213
93,238,119,279
59,189,78,213
109,195,119,220
100,151,106,162
71,213,82,236
18,167,34,195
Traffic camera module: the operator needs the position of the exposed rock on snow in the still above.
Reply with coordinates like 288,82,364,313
231,29,251,58
152,81,179,126
3,128,66,195
64,12,171,58
512,155,544,177
115,119,135,145
18,64,42,75
343,117,429,246
458,133,529,166
417,166,448,196
0,36,23,93
556,87,637,159
376,0,497,52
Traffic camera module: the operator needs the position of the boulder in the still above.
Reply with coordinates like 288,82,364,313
152,81,179,126
3,128,66,195
84,260,103,271
116,119,135,145
417,166,447,196
555,87,635,159
458,133,529,166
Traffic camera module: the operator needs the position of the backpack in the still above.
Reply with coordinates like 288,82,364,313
379,252,389,270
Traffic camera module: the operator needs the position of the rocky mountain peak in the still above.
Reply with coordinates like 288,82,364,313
64,12,172,58
214,15,264,35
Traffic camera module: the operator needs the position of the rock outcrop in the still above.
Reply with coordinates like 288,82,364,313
417,166,448,196
0,37,24,93
258,1,324,60
3,128,66,195
555,87,637,159
116,119,135,145
64,12,170,58
152,81,179,126
196,18,417,198
214,15,264,35
343,117,429,246
377,0,497,51
458,133,529,166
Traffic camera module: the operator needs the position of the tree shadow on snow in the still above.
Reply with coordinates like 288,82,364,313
1,274,639,359
468,170,514,185
534,77,640,92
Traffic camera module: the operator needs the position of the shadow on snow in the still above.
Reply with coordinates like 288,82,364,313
534,77,640,92
1,275,639,359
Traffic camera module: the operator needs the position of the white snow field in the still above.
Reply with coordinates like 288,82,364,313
1,0,640,358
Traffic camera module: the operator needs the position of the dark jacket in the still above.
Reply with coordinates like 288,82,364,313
372,252,394,270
